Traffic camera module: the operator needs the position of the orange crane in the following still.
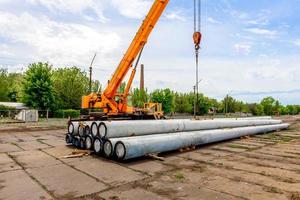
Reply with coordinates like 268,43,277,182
81,0,201,120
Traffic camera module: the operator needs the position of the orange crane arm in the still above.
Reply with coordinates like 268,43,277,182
103,0,169,98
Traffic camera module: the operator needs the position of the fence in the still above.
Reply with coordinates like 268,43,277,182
0,109,81,121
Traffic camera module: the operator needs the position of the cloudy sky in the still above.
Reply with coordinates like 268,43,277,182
0,0,299,104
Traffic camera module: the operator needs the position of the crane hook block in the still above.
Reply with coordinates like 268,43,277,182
193,31,202,50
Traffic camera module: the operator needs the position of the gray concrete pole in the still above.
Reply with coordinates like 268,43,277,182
114,123,289,160
99,119,282,139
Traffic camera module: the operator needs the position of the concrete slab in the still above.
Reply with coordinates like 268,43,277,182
183,170,288,200
0,170,52,200
36,135,61,141
10,150,61,169
211,158,300,183
0,153,21,172
41,139,66,147
178,151,216,162
42,145,90,164
17,141,50,150
0,143,22,153
194,148,234,157
211,146,248,153
99,187,168,200
147,179,241,200
163,155,199,168
124,160,174,176
72,157,146,185
15,134,37,142
27,164,106,198
0,135,20,143
208,166,300,193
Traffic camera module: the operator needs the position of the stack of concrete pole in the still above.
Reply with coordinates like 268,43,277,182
65,117,289,161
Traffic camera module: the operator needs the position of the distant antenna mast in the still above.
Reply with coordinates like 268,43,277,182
89,53,97,93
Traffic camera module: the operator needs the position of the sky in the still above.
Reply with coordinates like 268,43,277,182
0,0,299,104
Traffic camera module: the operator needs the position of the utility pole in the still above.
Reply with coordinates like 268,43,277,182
89,53,97,93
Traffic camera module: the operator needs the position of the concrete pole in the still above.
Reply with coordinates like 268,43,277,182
114,123,289,160
68,122,79,136
90,121,102,137
99,119,282,139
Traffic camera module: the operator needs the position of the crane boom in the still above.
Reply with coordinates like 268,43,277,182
82,0,169,117
104,0,169,98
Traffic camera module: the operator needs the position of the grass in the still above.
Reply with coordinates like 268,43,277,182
227,144,251,150
174,171,185,180
264,186,283,194
262,133,294,143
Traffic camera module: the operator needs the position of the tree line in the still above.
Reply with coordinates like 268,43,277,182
0,62,299,116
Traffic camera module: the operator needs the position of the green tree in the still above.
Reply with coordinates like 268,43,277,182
0,69,9,101
247,103,264,116
52,67,89,109
22,62,55,110
260,96,276,115
286,105,298,115
174,93,193,113
131,88,148,108
222,95,236,113
151,89,174,114
197,94,211,115
279,105,288,115
7,73,23,102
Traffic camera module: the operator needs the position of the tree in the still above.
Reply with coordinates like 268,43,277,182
260,96,276,115
247,103,264,116
151,89,174,114
174,93,193,113
52,67,89,109
22,62,55,110
279,105,288,115
286,105,298,115
0,69,9,101
7,73,23,102
222,95,236,113
0,69,23,102
131,88,148,108
197,94,211,115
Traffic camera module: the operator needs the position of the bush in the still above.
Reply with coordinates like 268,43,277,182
0,105,15,111
54,109,80,118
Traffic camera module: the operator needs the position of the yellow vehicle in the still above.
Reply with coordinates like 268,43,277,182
82,0,201,120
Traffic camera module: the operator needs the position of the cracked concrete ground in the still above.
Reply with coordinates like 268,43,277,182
1,116,300,200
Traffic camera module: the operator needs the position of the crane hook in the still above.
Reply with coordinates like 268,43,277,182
193,31,202,50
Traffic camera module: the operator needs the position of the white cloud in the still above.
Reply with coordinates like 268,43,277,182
111,0,152,19
293,39,300,47
165,10,185,21
246,19,268,25
0,12,120,67
207,17,220,24
234,43,252,55
246,28,277,38
0,44,13,57
27,0,108,22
